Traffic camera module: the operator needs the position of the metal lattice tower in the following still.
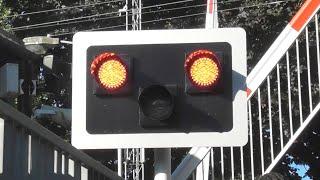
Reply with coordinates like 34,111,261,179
131,0,141,30
122,148,145,180
118,0,144,180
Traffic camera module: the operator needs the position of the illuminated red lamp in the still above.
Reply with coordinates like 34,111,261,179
184,49,222,90
90,52,128,92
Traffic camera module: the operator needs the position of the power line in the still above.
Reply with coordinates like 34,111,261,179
141,0,194,10
143,4,206,16
13,0,296,34
8,0,249,31
141,0,243,10
141,12,205,25
5,0,195,23
218,0,295,12
9,10,121,31
50,12,202,37
9,0,273,31
3,0,125,19
51,24,127,37
8,0,197,31
11,12,126,31
52,12,206,36
12,4,207,31
51,0,294,37
4,0,243,20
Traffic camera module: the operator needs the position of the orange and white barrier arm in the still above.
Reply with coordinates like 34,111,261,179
246,0,320,98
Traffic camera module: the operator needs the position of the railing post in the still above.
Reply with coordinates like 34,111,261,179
0,117,4,175
154,148,171,180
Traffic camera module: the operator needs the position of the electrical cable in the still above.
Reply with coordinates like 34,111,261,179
8,0,196,30
11,4,207,31
9,0,243,31
11,13,127,31
3,0,244,20
12,0,297,34
141,4,206,16
52,24,127,37
3,0,125,18
9,10,122,30
4,0,194,21
51,0,293,37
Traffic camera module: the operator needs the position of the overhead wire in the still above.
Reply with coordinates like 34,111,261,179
219,0,297,12
51,12,205,37
4,0,244,21
3,0,125,19
51,0,296,37
8,0,195,31
140,0,195,10
140,4,206,16
9,0,243,31
11,12,126,31
139,0,243,10
5,0,195,23
9,10,121,31
11,4,207,31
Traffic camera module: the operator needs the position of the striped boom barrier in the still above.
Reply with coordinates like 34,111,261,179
246,0,320,98
205,0,218,28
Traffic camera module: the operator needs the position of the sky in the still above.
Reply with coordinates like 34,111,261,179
289,160,311,180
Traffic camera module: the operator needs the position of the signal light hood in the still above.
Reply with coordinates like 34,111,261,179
184,49,222,90
90,52,128,92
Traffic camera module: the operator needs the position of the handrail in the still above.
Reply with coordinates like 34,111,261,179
0,29,40,62
265,102,320,173
246,0,320,98
0,99,123,180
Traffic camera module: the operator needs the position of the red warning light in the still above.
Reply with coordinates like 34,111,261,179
90,52,128,92
184,50,222,89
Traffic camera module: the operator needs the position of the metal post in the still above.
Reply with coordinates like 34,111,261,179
141,148,145,180
196,151,210,180
126,0,128,31
172,147,211,179
124,149,128,180
117,149,122,177
18,60,33,117
154,148,171,180
118,0,129,176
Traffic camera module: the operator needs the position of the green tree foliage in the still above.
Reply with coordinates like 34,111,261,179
0,0,12,29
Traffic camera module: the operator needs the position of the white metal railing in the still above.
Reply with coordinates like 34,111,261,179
0,100,122,180
176,0,320,179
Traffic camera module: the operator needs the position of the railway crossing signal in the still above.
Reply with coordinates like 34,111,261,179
72,29,247,149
